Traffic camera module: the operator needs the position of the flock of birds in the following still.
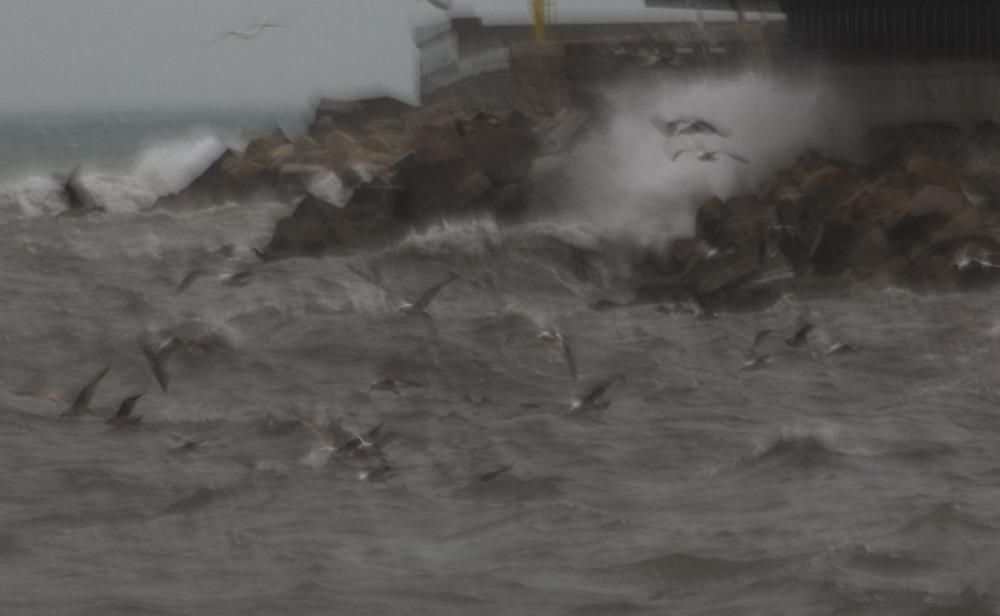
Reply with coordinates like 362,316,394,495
651,113,750,165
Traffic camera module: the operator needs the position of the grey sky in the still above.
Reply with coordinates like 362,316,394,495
0,1,732,112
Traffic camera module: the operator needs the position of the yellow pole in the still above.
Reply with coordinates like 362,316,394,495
532,0,546,42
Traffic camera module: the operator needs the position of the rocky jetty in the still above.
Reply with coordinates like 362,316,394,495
657,123,1000,312
155,95,587,257
153,91,1000,309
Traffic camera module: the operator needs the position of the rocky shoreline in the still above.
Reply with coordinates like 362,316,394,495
154,95,1000,313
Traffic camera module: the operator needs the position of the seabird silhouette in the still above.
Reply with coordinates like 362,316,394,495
367,377,425,395
62,364,111,418
175,269,209,294
785,321,859,357
741,329,782,371
166,432,210,454
538,329,578,382
209,16,286,46
784,322,814,348
107,393,144,427
140,338,181,393
478,465,513,483
569,373,626,414
672,149,749,164
419,0,453,10
339,424,385,457
397,272,461,316
651,114,730,138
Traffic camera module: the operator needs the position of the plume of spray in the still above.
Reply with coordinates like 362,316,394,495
551,71,867,249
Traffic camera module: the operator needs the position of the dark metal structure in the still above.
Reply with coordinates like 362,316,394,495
780,0,1000,62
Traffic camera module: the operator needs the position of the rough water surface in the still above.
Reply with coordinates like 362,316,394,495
2,199,1000,615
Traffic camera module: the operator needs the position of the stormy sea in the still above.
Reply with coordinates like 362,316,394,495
1,75,999,615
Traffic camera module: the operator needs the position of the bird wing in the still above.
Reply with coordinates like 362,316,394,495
140,342,172,393
672,150,690,162
425,0,454,10
752,329,782,349
690,119,730,137
114,394,143,419
582,373,626,404
479,464,512,482
413,273,460,311
175,269,207,294
557,334,578,382
722,152,750,164
650,114,674,138
64,364,111,417
786,322,814,347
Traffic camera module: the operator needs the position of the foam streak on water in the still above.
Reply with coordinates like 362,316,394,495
1,80,999,615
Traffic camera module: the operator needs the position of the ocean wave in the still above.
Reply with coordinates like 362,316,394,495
0,131,227,219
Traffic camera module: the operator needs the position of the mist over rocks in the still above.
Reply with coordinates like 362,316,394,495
143,76,1000,312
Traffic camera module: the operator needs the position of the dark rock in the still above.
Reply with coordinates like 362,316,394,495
265,185,406,258
463,126,539,185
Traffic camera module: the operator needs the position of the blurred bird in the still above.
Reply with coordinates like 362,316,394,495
397,273,461,316
107,393,144,427
210,16,286,46
651,114,730,138
673,149,749,164
62,365,112,418
569,374,626,414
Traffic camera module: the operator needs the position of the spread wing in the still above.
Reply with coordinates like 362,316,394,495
581,373,626,405
557,334,578,382
413,273,460,311
63,364,111,417
752,329,782,350
650,114,675,138
722,152,750,164
176,269,208,294
114,393,143,419
141,339,178,393
672,150,690,162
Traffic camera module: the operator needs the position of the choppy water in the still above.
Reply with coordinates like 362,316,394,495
2,200,1000,615
2,87,1000,614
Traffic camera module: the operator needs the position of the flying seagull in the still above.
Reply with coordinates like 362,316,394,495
785,321,859,357
366,377,425,396
672,149,749,164
397,272,461,316
210,16,286,46
651,114,730,138
62,365,111,418
107,393,144,427
140,338,181,393
419,0,454,9
569,373,626,414
339,424,389,458
478,465,513,483
538,329,578,382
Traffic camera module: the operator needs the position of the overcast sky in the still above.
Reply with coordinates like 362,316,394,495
0,1,741,113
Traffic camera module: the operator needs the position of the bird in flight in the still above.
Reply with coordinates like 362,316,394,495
672,149,749,164
210,16,286,46
397,272,461,317
419,0,453,10
651,114,730,138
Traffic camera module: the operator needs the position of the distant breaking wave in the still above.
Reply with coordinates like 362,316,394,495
0,131,228,219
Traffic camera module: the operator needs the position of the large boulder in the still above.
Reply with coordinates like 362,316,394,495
265,182,406,258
